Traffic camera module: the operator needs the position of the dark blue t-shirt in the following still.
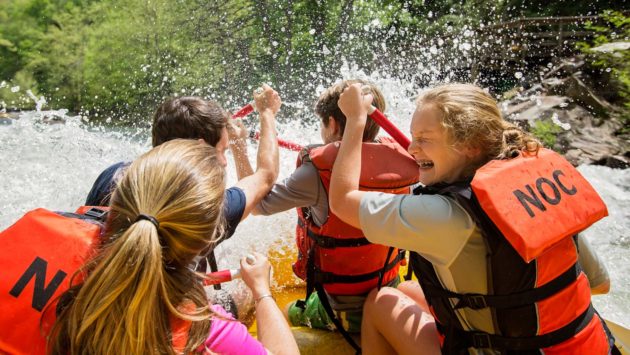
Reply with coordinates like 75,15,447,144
85,161,246,241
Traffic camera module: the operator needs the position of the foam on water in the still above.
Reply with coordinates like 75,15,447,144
1,79,628,328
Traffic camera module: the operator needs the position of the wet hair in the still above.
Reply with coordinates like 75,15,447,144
417,83,540,167
49,139,226,354
315,79,386,142
152,97,228,147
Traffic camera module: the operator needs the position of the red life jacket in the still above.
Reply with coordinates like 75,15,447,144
409,148,613,353
0,206,196,354
294,137,419,296
0,207,107,355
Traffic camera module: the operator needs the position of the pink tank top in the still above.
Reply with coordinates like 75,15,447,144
202,305,266,354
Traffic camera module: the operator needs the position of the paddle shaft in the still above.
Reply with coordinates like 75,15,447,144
203,255,256,286
231,104,411,151
368,106,411,149
231,103,303,151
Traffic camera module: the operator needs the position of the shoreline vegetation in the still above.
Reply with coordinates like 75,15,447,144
1,1,628,166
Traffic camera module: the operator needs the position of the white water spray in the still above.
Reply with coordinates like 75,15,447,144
0,71,628,328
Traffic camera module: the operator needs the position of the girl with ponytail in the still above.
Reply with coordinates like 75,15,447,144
49,139,298,355
329,83,613,354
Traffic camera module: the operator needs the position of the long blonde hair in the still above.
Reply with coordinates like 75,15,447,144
418,83,540,167
49,139,226,354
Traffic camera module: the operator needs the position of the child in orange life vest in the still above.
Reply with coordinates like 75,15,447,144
47,140,299,355
329,83,614,354
252,80,418,335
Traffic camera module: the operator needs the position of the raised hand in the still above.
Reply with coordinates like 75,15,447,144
338,83,373,124
253,84,281,116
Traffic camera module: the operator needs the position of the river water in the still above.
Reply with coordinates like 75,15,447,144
1,77,628,328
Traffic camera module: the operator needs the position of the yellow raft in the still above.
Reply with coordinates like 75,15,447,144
249,248,630,354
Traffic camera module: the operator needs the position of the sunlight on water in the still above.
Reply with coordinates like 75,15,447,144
0,71,628,328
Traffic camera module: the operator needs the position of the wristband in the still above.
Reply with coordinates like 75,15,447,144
255,294,274,305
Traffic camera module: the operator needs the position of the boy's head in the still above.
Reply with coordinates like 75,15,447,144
152,97,228,147
151,97,230,166
315,79,385,143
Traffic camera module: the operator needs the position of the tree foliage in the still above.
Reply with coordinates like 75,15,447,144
0,0,626,122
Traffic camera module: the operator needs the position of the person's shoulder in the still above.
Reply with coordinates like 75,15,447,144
225,186,246,200
85,161,130,206
224,186,246,221
100,161,129,176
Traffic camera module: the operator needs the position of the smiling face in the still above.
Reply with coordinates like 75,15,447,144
408,103,471,186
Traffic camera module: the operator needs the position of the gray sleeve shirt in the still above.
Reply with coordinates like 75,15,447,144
577,234,610,289
255,160,329,226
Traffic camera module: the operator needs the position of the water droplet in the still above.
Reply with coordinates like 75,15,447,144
514,72,523,79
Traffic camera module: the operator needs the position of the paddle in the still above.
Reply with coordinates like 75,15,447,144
367,105,411,149
203,255,255,286
231,102,303,151
232,103,411,151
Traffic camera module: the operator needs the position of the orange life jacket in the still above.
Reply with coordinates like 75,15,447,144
0,207,195,354
409,149,613,353
0,207,106,355
294,137,419,296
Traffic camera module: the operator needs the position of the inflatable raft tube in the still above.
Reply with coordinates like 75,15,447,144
248,286,355,355
255,247,630,354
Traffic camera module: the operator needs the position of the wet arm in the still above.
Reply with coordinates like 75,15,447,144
228,120,255,180
329,84,372,228
241,253,299,355
235,85,281,220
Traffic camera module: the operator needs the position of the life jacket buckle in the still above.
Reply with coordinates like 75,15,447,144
471,332,492,349
84,207,108,221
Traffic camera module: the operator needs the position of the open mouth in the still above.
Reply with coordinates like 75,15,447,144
417,160,434,169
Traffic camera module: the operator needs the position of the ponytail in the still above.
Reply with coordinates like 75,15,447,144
498,122,541,160
51,221,177,354
50,139,225,354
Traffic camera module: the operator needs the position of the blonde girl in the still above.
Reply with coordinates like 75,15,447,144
50,139,298,355
328,83,614,354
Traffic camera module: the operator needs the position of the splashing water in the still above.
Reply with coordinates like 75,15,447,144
0,71,628,328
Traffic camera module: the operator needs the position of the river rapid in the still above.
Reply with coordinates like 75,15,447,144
1,76,628,328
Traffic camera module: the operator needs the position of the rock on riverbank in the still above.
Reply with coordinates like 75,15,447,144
500,53,629,168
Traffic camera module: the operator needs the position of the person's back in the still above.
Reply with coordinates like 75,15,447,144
254,80,418,344
49,139,299,354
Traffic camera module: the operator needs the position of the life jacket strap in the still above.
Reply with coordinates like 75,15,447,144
315,284,362,354
377,247,397,290
423,262,581,310
298,218,371,248
456,304,596,350
312,251,403,285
